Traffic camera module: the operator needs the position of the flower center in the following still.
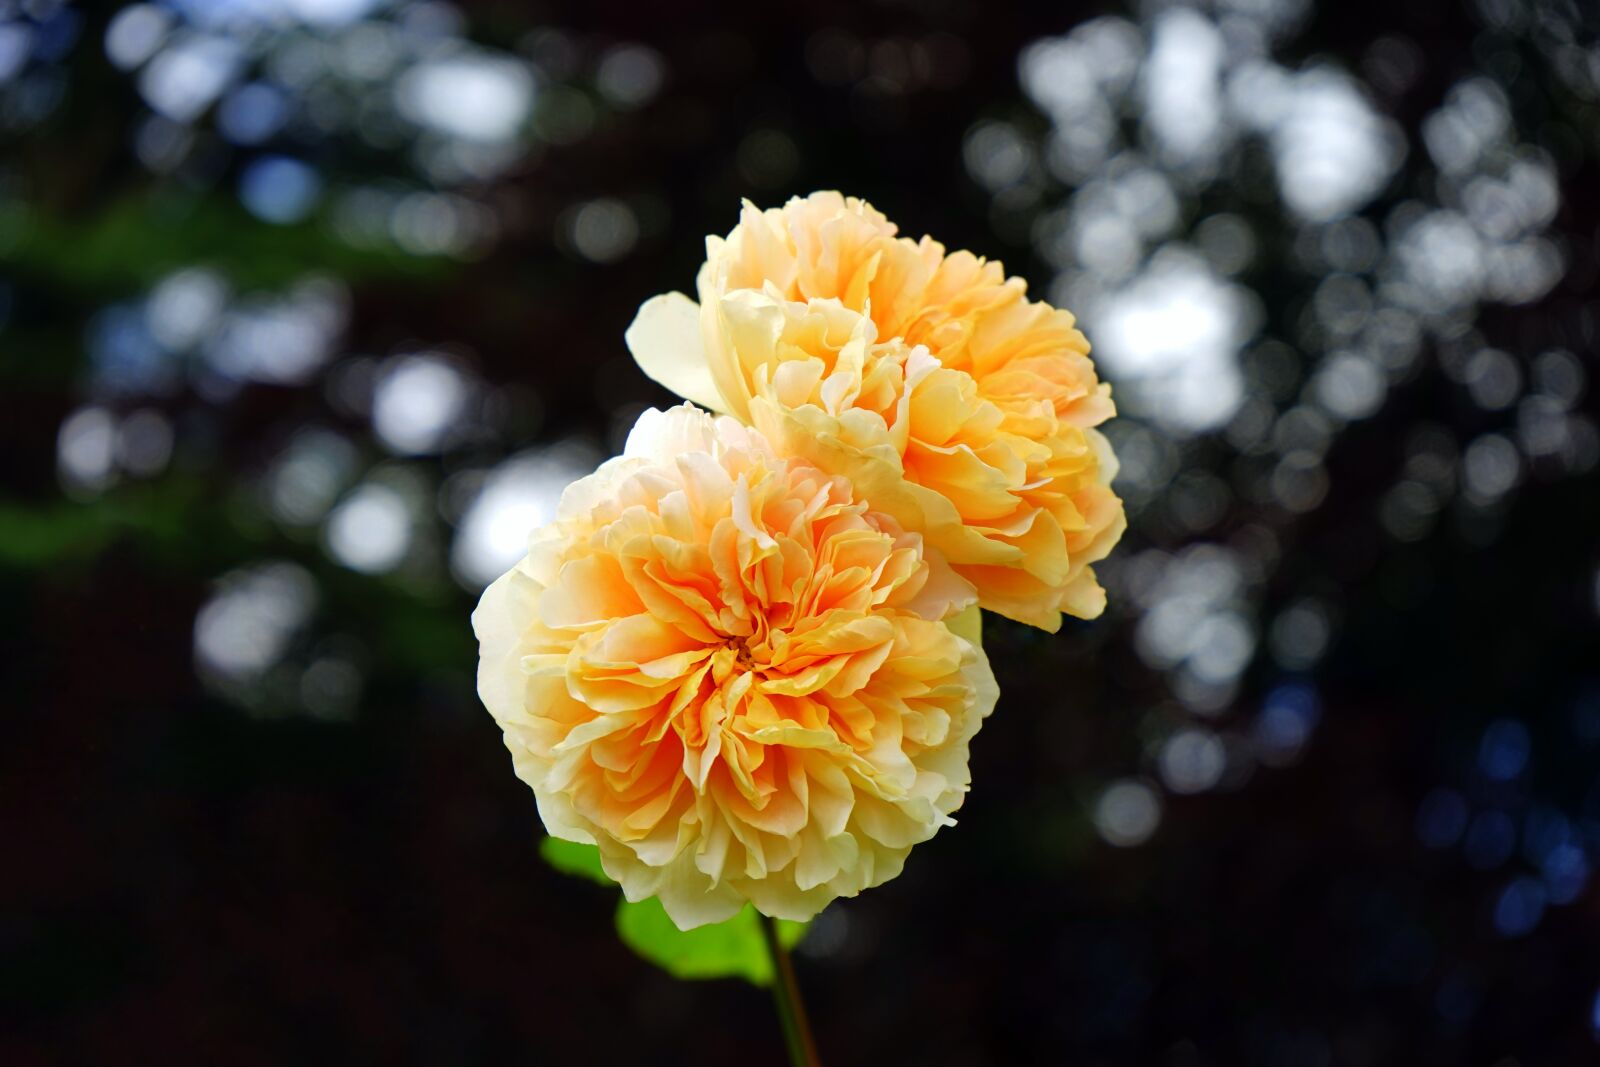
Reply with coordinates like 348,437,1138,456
707,635,765,687
729,636,756,669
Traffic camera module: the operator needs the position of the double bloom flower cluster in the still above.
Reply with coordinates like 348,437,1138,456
475,193,1126,928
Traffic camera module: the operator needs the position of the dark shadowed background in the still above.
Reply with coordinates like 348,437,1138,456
4,0,1600,1063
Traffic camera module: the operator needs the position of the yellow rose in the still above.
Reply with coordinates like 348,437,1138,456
473,404,996,928
627,191,1126,630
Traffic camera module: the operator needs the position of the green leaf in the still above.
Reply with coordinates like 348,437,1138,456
536,828,810,985
614,897,808,986
538,836,615,886
947,603,983,646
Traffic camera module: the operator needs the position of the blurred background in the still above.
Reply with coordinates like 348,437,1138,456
4,0,1599,1062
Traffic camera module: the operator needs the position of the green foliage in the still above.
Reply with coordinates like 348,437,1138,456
1,195,452,295
538,835,615,886
0,501,116,565
0,479,211,570
615,897,807,986
539,836,808,985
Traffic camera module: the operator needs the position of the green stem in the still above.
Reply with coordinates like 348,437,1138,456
759,914,821,1067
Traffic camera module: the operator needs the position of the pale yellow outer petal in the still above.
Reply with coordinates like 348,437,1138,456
625,292,728,413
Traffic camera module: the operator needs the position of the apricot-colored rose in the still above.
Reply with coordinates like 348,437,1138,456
627,192,1125,630
473,405,995,928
